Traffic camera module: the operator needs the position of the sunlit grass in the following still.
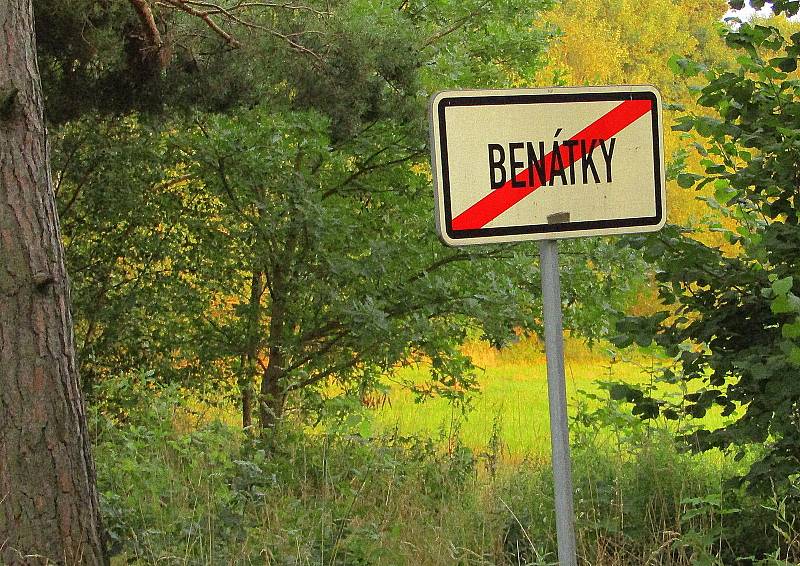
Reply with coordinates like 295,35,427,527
366,337,728,458
368,360,646,457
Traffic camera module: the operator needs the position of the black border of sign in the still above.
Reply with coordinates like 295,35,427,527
437,91,663,241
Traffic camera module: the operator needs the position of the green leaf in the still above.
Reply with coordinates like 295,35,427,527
772,276,794,296
714,180,738,204
774,57,799,73
789,345,800,366
610,333,634,348
677,173,702,188
607,383,643,403
672,119,694,132
781,318,800,339
771,292,800,314
667,55,703,77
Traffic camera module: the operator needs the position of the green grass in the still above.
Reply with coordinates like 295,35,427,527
94,379,792,565
368,356,647,457
368,341,726,458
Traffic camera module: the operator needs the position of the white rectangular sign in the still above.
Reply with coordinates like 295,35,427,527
429,85,666,246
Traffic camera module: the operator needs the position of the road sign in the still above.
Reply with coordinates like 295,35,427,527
429,85,665,246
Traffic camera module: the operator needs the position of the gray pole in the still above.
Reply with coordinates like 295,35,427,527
538,238,578,566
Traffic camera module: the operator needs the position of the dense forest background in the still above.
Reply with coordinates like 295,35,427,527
4,0,800,563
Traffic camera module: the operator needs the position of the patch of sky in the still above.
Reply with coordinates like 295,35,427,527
724,1,800,22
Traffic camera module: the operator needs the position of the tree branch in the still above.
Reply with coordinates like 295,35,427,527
183,0,331,17
161,0,242,47
284,330,348,373
322,149,425,199
157,0,327,62
287,351,365,391
422,0,491,47
129,0,165,49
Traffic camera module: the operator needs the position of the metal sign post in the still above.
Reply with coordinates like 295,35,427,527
539,238,577,566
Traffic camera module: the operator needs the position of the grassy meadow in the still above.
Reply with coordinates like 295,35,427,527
368,338,699,457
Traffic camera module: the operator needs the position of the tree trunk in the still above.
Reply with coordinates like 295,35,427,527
259,291,287,429
259,360,287,430
258,252,291,430
237,353,253,429
240,270,263,430
0,2,107,564
242,384,253,429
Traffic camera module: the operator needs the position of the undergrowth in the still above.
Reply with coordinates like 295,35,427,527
92,373,800,565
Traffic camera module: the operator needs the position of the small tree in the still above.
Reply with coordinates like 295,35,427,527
613,2,800,490
175,104,646,429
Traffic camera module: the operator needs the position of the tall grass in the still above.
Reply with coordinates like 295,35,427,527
93,363,800,565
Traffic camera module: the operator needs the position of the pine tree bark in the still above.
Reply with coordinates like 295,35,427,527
0,1,107,564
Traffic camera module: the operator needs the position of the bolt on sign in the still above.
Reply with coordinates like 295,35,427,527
429,85,666,246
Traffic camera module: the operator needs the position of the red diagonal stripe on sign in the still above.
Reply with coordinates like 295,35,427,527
450,99,652,231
